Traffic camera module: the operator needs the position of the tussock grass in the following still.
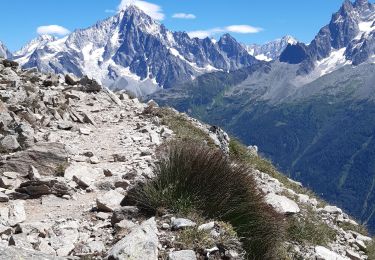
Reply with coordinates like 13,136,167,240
125,140,285,259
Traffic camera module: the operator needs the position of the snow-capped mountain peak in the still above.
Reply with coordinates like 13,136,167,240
246,35,298,61
13,5,258,96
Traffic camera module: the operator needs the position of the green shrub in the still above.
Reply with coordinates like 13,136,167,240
125,140,285,259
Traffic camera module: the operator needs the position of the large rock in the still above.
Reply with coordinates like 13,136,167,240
7,200,26,226
107,218,158,260
96,190,124,212
0,142,68,176
0,135,20,152
16,178,70,198
315,246,347,260
79,76,102,93
64,164,102,188
264,193,300,215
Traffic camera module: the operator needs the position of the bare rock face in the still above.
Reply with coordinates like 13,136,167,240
0,142,68,176
107,218,158,260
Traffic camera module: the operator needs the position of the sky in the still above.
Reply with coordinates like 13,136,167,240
0,0,364,52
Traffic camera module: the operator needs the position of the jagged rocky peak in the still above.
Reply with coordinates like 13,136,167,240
14,34,57,57
279,0,375,75
246,35,298,61
0,41,12,59
13,4,258,97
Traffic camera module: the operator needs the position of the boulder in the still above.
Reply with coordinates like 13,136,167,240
265,193,300,215
96,190,124,212
0,135,20,152
65,74,79,86
168,250,197,260
0,142,68,176
79,76,102,93
111,206,139,225
8,200,26,226
107,218,158,260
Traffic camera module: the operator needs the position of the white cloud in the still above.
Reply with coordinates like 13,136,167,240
188,24,263,39
225,25,262,34
36,25,70,36
172,13,196,19
118,0,164,20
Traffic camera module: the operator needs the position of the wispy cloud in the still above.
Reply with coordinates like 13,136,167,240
36,25,70,36
188,24,263,39
118,0,164,20
172,13,196,19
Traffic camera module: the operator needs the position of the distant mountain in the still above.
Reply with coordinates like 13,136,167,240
246,35,297,61
13,5,259,96
151,0,375,233
280,0,375,74
0,41,12,59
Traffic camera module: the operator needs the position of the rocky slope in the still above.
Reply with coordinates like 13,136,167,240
12,5,259,97
0,59,373,259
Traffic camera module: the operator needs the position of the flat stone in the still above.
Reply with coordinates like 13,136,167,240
0,192,8,202
0,245,63,259
168,250,196,260
346,250,361,260
111,206,140,225
171,218,196,230
265,193,300,215
79,127,91,135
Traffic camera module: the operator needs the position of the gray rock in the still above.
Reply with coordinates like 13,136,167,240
0,245,65,260
321,206,343,215
96,190,124,212
346,250,361,260
171,218,196,230
111,206,140,225
57,121,73,130
0,192,8,202
79,76,102,93
264,193,300,215
168,250,197,260
65,74,79,86
16,178,70,198
8,200,26,226
198,222,215,231
107,218,158,260
28,165,41,180
0,135,20,152
0,142,68,176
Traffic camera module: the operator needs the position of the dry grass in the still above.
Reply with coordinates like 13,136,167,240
125,140,285,259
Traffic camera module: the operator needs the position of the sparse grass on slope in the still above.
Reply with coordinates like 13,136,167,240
125,140,285,260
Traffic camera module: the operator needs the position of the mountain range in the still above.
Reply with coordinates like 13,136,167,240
3,0,375,233
152,0,375,233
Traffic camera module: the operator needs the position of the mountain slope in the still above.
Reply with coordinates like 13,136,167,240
151,0,375,233
13,6,259,96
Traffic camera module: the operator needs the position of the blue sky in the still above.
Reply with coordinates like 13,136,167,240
0,0,364,51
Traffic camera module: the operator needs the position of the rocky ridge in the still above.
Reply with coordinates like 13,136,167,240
0,58,372,259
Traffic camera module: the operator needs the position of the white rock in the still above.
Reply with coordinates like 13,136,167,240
265,193,300,215
8,200,26,226
315,246,347,260
168,250,197,260
107,218,158,260
198,222,215,231
171,218,196,230
96,190,124,212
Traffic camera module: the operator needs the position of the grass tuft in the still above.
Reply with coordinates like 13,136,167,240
125,140,285,259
